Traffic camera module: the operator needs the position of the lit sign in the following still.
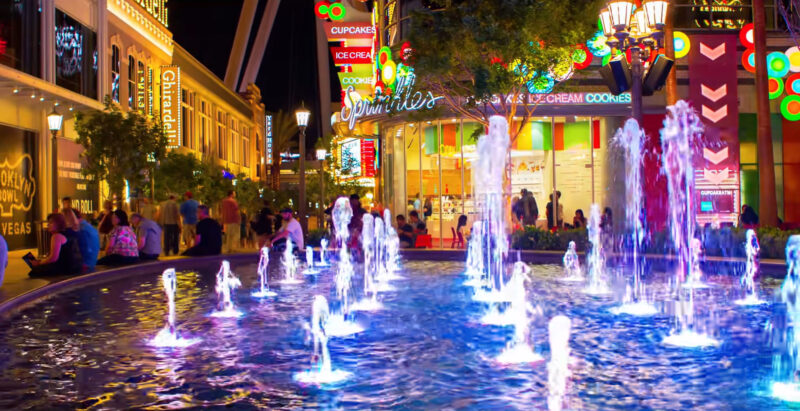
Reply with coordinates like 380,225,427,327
323,22,376,40
361,139,375,177
692,0,748,29
0,154,35,217
137,62,146,113
0,39,6,55
341,139,361,176
492,92,632,106
160,65,181,148
342,72,443,130
330,46,373,65
147,67,154,114
134,0,168,27
266,114,273,165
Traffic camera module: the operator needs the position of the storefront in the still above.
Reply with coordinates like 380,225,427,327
380,92,632,247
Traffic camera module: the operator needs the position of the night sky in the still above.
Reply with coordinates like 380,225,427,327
168,0,339,149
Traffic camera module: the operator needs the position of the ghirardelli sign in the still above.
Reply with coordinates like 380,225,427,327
0,154,35,217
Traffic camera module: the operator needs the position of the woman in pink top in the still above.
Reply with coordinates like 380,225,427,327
97,210,140,266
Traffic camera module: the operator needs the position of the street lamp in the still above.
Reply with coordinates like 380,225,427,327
599,0,671,123
295,104,311,234
47,107,63,212
316,148,327,229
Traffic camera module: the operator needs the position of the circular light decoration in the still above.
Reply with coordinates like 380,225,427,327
586,30,610,57
742,48,756,73
572,44,592,70
397,62,411,78
786,46,800,72
314,1,331,19
768,52,791,78
787,73,800,96
781,95,800,121
377,46,392,68
382,60,397,86
327,3,346,21
740,23,754,48
551,58,574,81
511,59,533,82
673,31,690,59
527,72,554,94
769,77,784,99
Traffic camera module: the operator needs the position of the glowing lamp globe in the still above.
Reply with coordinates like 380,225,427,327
47,108,63,133
295,106,311,128
316,149,327,161
643,0,668,29
599,8,614,36
607,0,634,30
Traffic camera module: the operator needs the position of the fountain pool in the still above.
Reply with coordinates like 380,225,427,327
0,259,788,409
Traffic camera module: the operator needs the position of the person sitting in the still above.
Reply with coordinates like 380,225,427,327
63,208,99,273
455,214,468,247
131,213,162,261
251,201,275,249
396,214,414,248
183,205,223,256
572,209,587,229
270,208,305,252
409,210,427,235
96,210,140,266
29,213,82,277
740,204,759,227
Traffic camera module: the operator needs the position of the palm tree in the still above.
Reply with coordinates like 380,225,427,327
269,110,298,189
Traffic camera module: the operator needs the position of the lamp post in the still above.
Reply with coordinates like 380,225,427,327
47,107,63,212
316,148,327,229
600,0,669,123
295,104,311,234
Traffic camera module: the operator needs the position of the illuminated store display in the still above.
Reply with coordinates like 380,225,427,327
55,10,97,99
161,65,181,148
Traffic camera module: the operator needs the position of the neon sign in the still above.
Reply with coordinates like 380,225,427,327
330,46,373,65
341,72,443,130
323,22,375,40
265,115,273,165
160,65,181,148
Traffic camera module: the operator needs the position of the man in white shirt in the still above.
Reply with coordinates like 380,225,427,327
271,208,304,250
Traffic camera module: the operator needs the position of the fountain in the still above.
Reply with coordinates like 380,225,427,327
495,261,543,364
352,214,381,311
471,116,511,303
772,235,800,401
660,100,717,347
372,216,398,290
547,315,572,411
318,238,331,267
210,261,243,318
611,119,656,315
251,247,277,298
304,246,321,275
735,229,764,306
383,208,401,274
149,268,201,347
584,204,610,296
294,295,351,385
327,197,363,336
465,220,485,287
561,241,583,282
279,238,303,284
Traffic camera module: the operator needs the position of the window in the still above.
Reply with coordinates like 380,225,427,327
199,100,210,155
110,45,120,103
137,61,146,113
216,110,226,159
55,10,97,98
127,55,135,109
181,88,195,149
242,126,250,168
229,118,240,164
0,1,41,77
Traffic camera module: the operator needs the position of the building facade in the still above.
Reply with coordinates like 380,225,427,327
328,0,800,247
0,0,265,251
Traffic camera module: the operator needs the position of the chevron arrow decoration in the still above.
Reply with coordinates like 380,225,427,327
701,84,727,103
701,104,728,123
703,147,729,165
700,42,726,61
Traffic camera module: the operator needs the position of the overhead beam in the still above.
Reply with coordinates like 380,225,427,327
238,0,281,92
224,0,259,90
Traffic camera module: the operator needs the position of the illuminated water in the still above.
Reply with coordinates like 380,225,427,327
0,260,788,409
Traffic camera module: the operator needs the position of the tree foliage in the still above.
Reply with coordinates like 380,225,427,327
74,97,167,198
152,151,202,202
268,110,298,188
409,0,602,140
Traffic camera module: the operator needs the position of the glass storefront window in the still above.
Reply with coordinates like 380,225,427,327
55,10,97,99
0,1,41,77
110,45,120,103
404,122,421,219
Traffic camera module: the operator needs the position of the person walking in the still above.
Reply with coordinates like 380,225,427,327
159,194,181,256
183,205,223,256
131,213,162,261
180,191,199,248
221,190,241,253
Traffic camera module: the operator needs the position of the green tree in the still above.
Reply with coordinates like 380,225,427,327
409,0,601,140
234,173,262,215
74,97,167,200
194,157,234,210
268,110,298,189
152,152,202,202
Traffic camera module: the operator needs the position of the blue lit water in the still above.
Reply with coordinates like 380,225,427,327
0,259,790,409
